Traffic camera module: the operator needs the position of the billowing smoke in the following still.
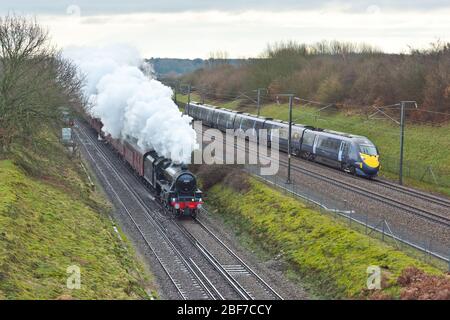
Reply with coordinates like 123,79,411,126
65,45,197,164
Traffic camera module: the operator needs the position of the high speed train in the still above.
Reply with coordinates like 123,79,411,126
186,102,380,178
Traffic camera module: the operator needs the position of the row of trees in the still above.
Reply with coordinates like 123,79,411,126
0,15,84,152
181,41,450,122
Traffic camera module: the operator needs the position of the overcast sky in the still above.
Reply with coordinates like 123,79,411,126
1,1,449,58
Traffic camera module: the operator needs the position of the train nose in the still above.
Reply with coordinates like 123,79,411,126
363,155,379,169
360,153,380,176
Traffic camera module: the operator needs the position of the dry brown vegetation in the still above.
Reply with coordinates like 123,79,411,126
397,267,450,300
181,40,450,123
190,164,250,193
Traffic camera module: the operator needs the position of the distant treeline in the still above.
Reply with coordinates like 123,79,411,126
179,41,450,122
147,57,245,77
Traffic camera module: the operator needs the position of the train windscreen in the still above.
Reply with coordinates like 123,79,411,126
359,145,378,155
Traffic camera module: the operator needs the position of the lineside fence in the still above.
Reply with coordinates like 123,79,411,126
245,164,450,271
380,155,450,189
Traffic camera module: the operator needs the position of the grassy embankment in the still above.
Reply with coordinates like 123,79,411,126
178,94,450,196
195,166,449,299
0,134,156,299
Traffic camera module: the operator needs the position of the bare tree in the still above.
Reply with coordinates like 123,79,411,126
0,14,84,152
206,50,230,68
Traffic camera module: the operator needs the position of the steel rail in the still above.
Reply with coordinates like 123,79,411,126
76,122,219,300
198,127,450,228
375,179,450,209
79,120,280,300
74,127,189,299
195,215,284,300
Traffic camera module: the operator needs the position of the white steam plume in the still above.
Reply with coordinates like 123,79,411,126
65,45,197,164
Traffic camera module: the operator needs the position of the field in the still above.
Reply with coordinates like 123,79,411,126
177,93,450,196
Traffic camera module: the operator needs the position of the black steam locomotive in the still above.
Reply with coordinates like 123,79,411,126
86,115,203,218
143,150,203,218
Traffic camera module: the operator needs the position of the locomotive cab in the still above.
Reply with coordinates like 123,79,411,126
352,140,380,178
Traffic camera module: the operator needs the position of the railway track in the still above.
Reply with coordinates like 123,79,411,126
76,120,282,300
198,127,450,228
176,216,283,300
374,179,450,210
76,122,221,300
285,160,450,228
272,142,450,210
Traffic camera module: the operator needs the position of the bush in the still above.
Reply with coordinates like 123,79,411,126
190,164,249,193
179,41,450,123
397,267,450,300
315,73,345,102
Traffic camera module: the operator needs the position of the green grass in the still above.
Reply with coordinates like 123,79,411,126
0,140,156,299
207,177,442,299
179,94,450,196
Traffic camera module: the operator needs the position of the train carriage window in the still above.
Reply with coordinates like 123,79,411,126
205,108,212,121
207,109,214,122
266,123,284,139
197,107,204,120
254,119,265,131
302,131,315,146
239,118,247,129
227,113,234,127
239,117,247,129
220,113,229,128
241,118,256,131
279,128,289,140
200,108,205,119
228,113,236,129
215,112,222,126
193,107,199,119
227,114,236,128
263,122,273,130
234,116,243,129
208,109,215,123
202,108,210,121
217,112,225,126
319,137,341,151
218,113,227,128
268,123,282,131
212,111,220,125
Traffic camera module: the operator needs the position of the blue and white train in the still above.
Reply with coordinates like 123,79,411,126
186,102,380,178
